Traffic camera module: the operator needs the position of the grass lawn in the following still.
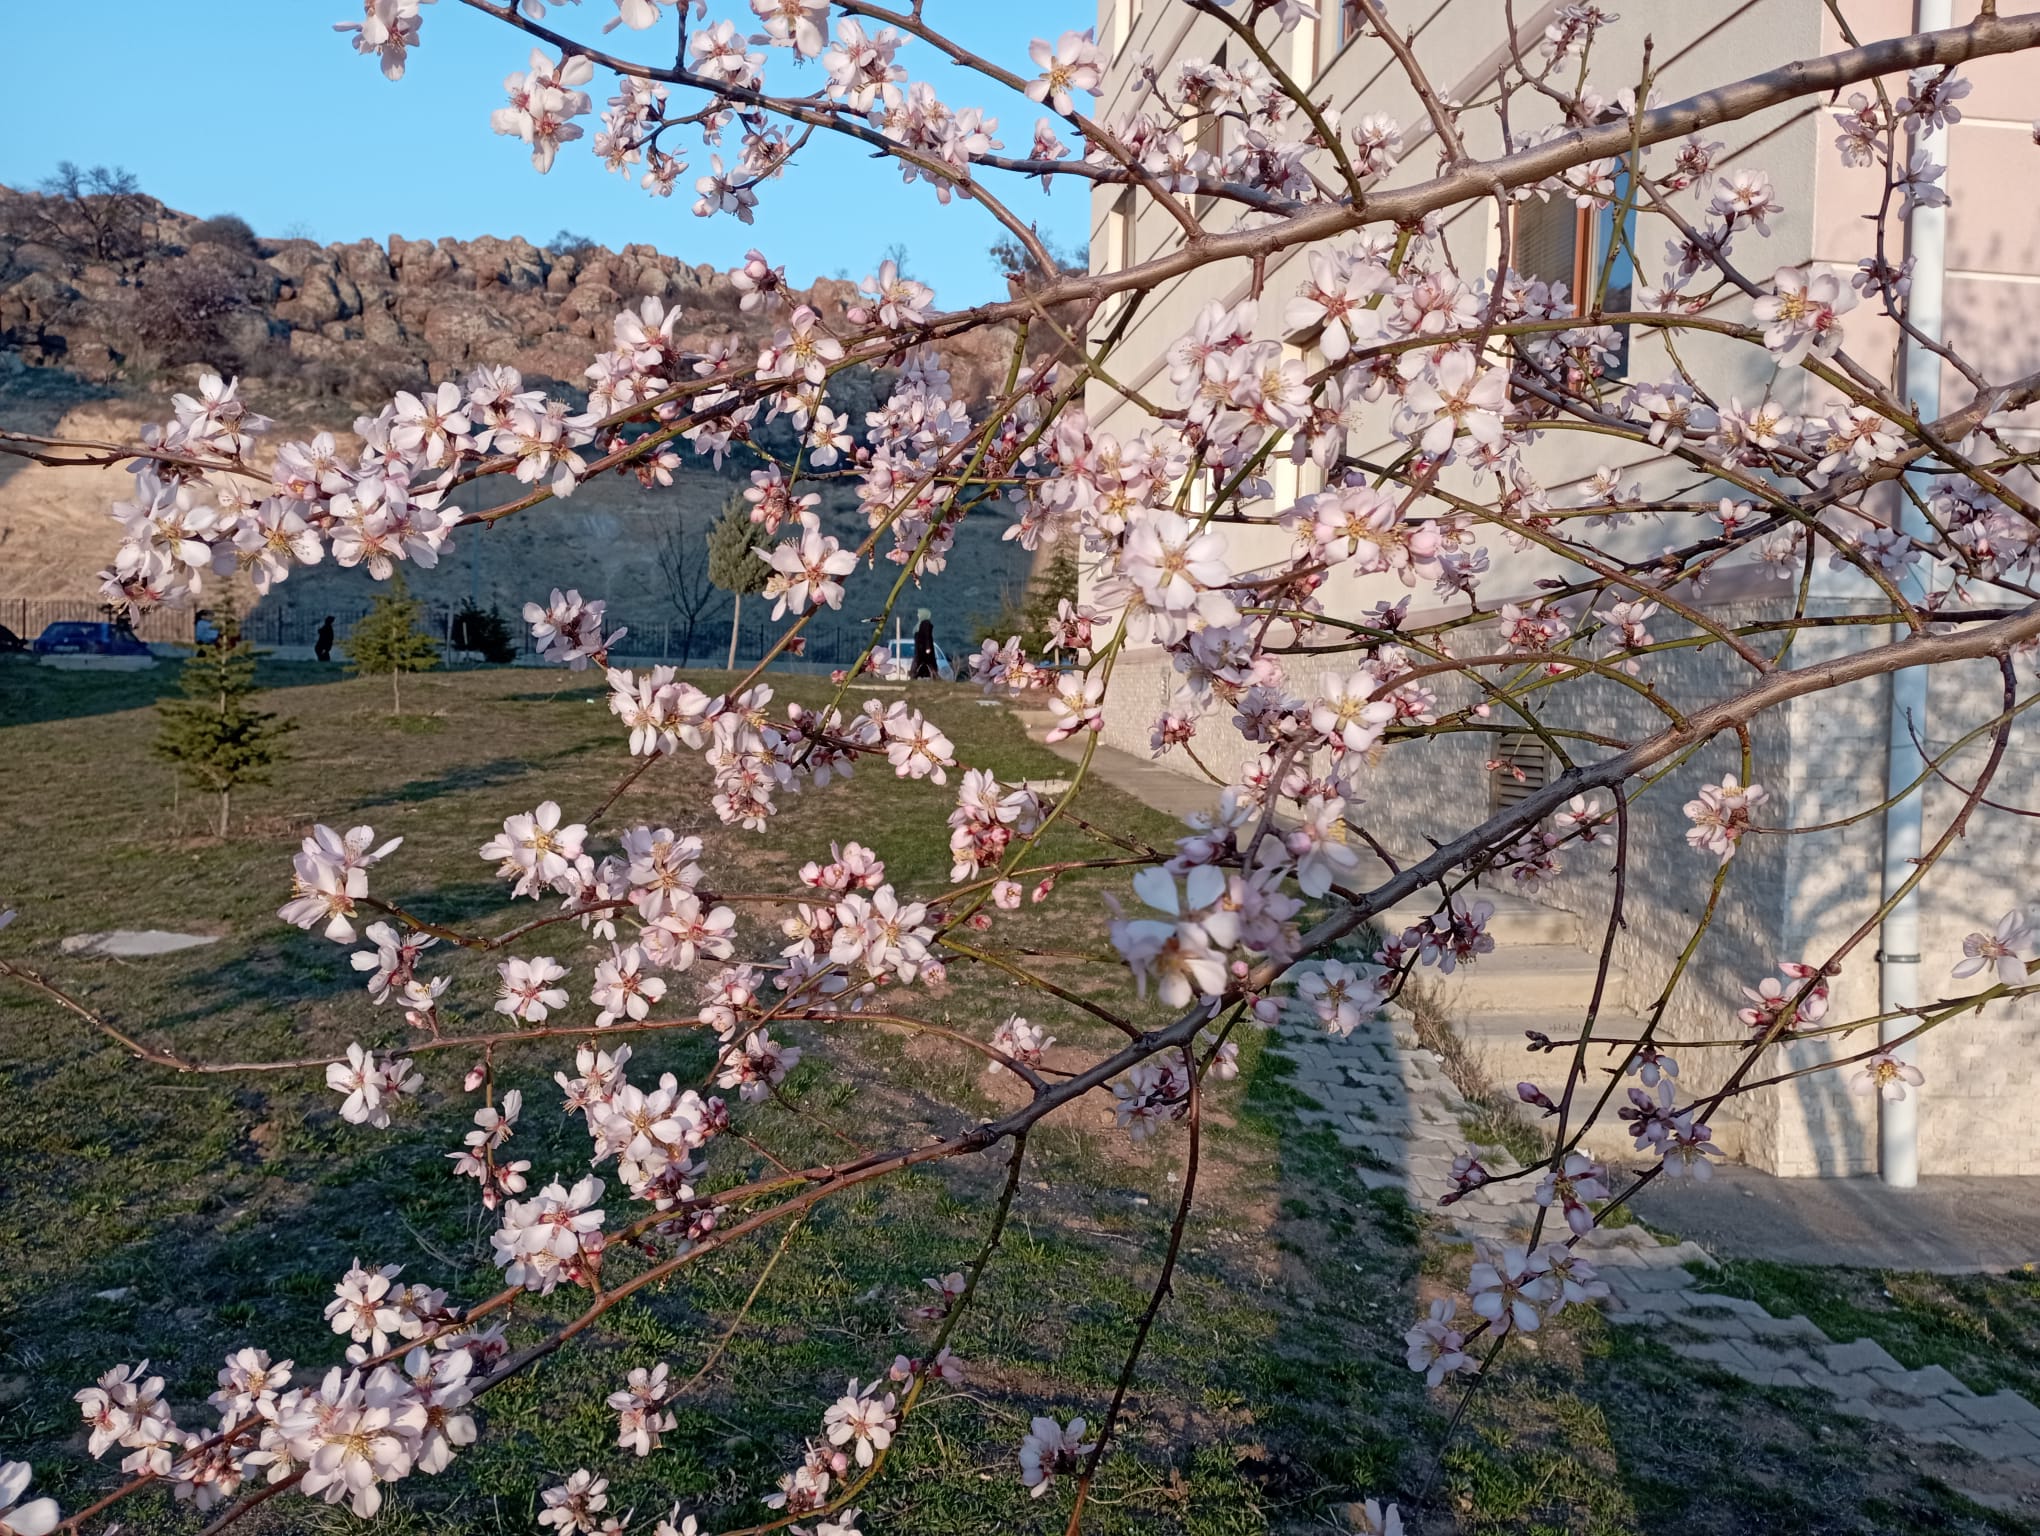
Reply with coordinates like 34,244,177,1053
0,657,2027,1534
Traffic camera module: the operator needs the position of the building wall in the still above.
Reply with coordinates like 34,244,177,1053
1083,2,2040,1174
1812,1,2040,440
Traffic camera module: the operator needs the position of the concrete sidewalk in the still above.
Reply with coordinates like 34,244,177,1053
1017,708,1226,824
1630,1164,2040,1274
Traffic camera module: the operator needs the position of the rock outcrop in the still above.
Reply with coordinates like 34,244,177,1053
0,183,867,398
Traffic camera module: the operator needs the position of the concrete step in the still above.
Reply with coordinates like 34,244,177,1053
1450,1011,1649,1058
1441,1012,1652,1164
1379,890,1582,948
1419,946,1629,1016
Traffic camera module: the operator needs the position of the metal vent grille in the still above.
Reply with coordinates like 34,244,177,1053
1491,732,1551,814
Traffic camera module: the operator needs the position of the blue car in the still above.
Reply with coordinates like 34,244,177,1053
32,621,155,658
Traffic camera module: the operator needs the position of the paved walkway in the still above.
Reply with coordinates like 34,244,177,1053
1268,1008,2040,1510
1017,712,1230,824
1627,1164,2040,1274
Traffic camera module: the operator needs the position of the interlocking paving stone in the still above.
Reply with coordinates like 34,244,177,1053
1876,1364,1969,1399
1875,1398,1976,1435
1741,1367,1812,1390
1264,1008,2040,1479
1745,1313,1829,1342
1677,1311,1758,1339
1681,1340,1758,1374
1953,1393,2040,1428
1943,1424,2040,1461
1822,1339,1905,1375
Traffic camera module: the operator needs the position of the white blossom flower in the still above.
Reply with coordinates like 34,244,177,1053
1018,1415,1094,1497
823,1380,897,1467
496,955,571,1022
1852,1052,1925,1102
1752,266,1855,366
1683,774,1766,862
0,1461,60,1536
1952,911,2034,989
1024,30,1105,115
538,1469,609,1534
608,1363,677,1457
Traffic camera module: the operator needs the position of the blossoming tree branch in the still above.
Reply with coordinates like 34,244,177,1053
4,1,2040,1534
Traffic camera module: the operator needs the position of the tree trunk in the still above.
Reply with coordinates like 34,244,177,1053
726,591,742,670
217,789,230,839
392,668,402,717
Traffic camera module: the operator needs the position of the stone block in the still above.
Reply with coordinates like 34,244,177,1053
1740,1367,1810,1390
1733,1341,1815,1375
1613,1267,1696,1294
1745,1313,1829,1344
1678,1339,1757,1375
1940,1423,2040,1462
1677,1311,1757,1340
1950,1392,2040,1430
1821,1338,1904,1376
1872,1397,1975,1436
1879,1364,1969,1399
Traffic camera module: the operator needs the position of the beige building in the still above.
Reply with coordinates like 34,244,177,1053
1086,1,2040,1176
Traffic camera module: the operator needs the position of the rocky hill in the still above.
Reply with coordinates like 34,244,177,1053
0,180,870,397
0,181,1035,643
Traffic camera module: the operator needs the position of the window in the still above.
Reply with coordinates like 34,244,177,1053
1270,341,1324,509
1193,43,1229,221
1111,0,1142,56
1509,167,1637,376
1099,187,1136,327
1595,168,1637,375
1106,187,1137,273
1490,732,1552,815
1512,195,1592,303
1314,2,1366,77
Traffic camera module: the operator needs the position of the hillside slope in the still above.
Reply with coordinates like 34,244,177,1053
0,183,1033,647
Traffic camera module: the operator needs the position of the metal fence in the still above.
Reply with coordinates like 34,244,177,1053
4,594,898,673
594,610,885,670
1,598,197,645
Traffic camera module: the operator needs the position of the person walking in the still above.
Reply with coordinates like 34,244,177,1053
314,615,336,663
909,609,937,680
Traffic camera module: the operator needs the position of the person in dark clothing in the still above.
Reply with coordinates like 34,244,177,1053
909,611,937,680
315,615,336,663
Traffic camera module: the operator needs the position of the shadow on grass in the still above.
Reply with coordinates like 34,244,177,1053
0,657,343,729
350,757,553,811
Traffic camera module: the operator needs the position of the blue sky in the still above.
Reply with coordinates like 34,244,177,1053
0,1,1089,303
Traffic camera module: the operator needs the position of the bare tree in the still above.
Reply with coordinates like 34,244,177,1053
25,162,152,267
654,508,718,664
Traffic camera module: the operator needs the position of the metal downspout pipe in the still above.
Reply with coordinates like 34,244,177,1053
1878,0,1951,1188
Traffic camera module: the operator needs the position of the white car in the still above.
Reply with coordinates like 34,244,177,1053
879,636,954,682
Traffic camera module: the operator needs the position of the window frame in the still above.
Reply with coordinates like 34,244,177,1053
1192,41,1230,221
1505,168,1637,378
1313,2,1367,79
1109,186,1137,273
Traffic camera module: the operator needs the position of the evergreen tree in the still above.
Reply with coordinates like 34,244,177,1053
153,614,294,837
1022,546,1080,656
974,546,1080,656
346,572,441,714
707,493,772,669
